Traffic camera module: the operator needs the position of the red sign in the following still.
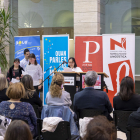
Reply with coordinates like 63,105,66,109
75,36,103,72
107,60,134,105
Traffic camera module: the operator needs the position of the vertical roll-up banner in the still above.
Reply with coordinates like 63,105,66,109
14,36,41,64
103,34,135,105
43,35,69,105
75,36,103,72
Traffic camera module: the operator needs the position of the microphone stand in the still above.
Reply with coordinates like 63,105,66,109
39,62,65,87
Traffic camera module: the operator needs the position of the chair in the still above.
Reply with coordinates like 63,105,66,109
113,110,133,133
78,109,103,119
37,119,79,140
126,126,140,140
32,105,41,118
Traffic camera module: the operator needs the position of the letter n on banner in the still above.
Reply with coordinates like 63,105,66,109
75,36,103,72
103,34,135,105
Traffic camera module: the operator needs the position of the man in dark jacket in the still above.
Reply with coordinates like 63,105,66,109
73,71,113,120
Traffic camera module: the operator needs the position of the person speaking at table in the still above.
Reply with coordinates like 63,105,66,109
25,53,43,95
68,57,83,72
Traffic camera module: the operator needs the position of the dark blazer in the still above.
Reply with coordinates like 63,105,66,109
127,107,140,127
7,65,24,82
0,88,9,103
21,91,42,107
73,88,113,120
113,94,140,111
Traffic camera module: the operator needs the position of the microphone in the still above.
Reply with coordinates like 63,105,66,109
63,61,68,64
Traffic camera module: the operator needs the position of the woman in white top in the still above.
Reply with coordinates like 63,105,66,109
68,57,83,72
25,53,43,95
45,73,72,106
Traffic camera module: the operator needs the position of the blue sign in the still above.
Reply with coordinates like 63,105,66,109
43,35,69,105
14,36,40,64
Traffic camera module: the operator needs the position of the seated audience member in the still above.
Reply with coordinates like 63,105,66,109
73,71,113,120
45,73,72,107
127,107,140,128
0,74,9,103
7,58,24,85
83,115,116,140
4,120,32,140
113,76,140,111
21,75,42,107
0,83,37,137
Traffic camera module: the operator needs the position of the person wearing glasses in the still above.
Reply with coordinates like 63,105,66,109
68,57,83,72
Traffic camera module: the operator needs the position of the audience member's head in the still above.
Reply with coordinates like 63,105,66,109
84,71,98,87
68,57,77,68
84,115,116,140
4,120,32,140
0,74,7,91
119,76,134,101
24,49,30,60
6,82,25,100
84,126,110,140
50,73,64,98
13,58,20,67
29,53,37,65
21,75,35,99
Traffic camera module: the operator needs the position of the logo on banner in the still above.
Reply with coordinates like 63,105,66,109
108,60,133,96
110,38,126,50
83,41,100,63
110,38,127,58
16,41,28,45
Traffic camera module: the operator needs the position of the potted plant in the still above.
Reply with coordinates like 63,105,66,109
0,8,16,72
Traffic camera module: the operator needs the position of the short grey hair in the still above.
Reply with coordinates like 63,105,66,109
85,71,98,86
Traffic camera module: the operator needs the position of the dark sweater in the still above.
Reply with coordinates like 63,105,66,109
0,88,9,103
7,65,24,82
113,94,140,111
21,91,42,107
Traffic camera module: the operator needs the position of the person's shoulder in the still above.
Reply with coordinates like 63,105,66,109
20,58,24,63
62,90,70,96
132,93,140,100
74,90,85,98
76,67,83,72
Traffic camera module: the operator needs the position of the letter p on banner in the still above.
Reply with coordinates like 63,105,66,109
75,36,103,72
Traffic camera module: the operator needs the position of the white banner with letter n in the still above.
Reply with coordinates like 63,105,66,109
103,34,135,104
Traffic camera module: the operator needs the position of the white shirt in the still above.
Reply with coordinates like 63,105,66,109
25,64,43,86
20,58,29,70
72,67,83,72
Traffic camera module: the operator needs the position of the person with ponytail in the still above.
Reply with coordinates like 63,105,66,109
45,73,72,107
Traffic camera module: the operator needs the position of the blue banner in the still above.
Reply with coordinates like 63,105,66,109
14,36,40,64
43,35,69,105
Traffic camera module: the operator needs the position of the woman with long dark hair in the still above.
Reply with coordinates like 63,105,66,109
4,120,32,140
68,57,83,72
25,53,43,95
113,76,140,110
21,75,42,107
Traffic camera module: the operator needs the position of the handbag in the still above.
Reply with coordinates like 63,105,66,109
0,115,12,137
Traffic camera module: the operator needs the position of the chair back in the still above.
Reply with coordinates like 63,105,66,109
78,109,102,119
42,121,71,140
113,110,133,133
127,126,140,140
32,105,41,118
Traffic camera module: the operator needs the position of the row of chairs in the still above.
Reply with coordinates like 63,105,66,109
33,106,140,140
78,109,140,140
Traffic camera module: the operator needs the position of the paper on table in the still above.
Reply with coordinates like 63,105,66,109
11,78,20,83
22,70,28,75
